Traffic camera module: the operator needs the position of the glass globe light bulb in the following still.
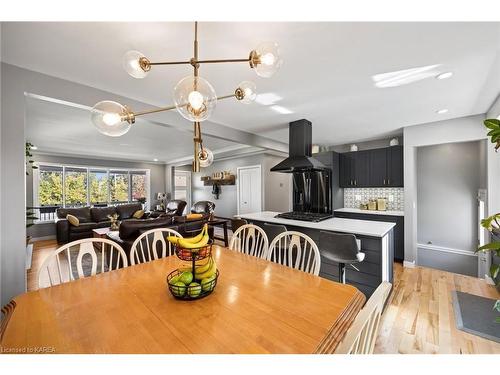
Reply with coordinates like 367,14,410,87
252,42,283,78
91,101,132,137
199,147,214,168
173,76,217,122
188,90,204,110
122,50,150,79
236,81,257,104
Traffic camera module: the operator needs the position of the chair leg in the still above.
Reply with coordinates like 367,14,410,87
338,263,346,284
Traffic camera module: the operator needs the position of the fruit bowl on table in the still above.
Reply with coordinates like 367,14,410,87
174,240,213,262
167,268,219,300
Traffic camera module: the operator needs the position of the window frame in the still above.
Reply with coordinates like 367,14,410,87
33,162,150,223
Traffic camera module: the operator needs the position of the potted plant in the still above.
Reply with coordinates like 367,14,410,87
25,142,38,175
475,118,500,322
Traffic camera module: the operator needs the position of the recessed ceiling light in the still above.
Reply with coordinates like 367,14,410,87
255,93,283,106
436,109,448,114
372,64,441,88
270,105,293,114
153,158,159,162
436,72,453,80
31,145,38,150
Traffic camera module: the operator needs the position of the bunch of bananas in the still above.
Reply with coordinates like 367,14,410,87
167,224,209,249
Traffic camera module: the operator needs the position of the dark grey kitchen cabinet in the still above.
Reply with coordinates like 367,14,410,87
339,146,404,188
387,146,404,187
369,148,388,186
339,150,370,188
334,211,405,261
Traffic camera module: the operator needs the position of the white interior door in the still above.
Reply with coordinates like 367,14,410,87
174,170,191,214
237,165,262,215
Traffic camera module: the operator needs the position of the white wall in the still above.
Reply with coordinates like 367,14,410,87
403,114,495,265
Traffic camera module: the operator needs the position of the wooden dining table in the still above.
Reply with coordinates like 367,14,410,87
0,246,365,354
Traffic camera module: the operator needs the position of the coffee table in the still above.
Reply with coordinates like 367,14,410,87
92,227,116,250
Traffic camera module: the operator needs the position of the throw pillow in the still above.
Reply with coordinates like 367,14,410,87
66,214,80,227
133,209,144,219
186,213,203,220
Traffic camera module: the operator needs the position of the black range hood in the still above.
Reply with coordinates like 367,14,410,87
270,119,326,173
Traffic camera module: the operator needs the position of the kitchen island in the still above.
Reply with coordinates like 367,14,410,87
237,211,395,297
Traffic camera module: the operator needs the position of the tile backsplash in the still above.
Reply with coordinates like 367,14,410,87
344,188,404,211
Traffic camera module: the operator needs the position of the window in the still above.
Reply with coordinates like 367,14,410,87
38,165,63,207
64,167,88,207
110,171,129,203
89,170,108,204
33,163,150,220
131,172,147,201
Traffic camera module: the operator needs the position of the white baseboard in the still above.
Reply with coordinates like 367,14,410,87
417,243,477,257
403,260,415,268
30,235,56,242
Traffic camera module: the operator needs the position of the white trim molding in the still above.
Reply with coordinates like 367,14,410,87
417,243,478,257
403,260,416,268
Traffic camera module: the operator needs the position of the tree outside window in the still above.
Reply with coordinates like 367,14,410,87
64,167,87,207
110,172,129,202
89,170,109,204
131,173,146,201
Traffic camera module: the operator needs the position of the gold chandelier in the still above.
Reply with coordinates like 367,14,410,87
90,22,282,172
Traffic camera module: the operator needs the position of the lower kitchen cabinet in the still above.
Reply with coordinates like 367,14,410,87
334,211,405,261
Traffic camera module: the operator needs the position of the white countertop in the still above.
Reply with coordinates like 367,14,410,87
334,208,405,217
237,211,395,238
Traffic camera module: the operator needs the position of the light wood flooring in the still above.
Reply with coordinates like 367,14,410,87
27,240,500,354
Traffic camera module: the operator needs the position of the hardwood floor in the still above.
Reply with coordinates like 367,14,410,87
27,240,500,354
375,263,500,354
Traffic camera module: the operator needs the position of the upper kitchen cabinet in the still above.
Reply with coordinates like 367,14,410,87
339,150,370,187
340,146,404,188
387,146,404,187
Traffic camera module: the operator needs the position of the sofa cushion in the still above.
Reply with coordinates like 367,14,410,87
133,209,145,219
116,203,143,220
66,214,80,227
57,207,92,223
91,206,117,222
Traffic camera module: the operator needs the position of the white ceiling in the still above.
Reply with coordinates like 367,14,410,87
3,22,500,147
25,96,247,163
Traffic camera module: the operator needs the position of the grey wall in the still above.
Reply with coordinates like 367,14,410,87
26,153,166,239
329,136,403,153
182,153,291,218
416,141,485,276
403,114,499,267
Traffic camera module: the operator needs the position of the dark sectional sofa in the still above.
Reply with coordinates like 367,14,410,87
55,201,187,244
56,200,216,267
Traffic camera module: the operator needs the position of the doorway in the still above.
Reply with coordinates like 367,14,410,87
237,165,262,215
416,140,487,277
174,170,191,214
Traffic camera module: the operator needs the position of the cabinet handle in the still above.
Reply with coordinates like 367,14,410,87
354,180,357,186
388,178,390,185
383,179,386,185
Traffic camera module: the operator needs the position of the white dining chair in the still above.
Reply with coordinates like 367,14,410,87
334,281,392,354
229,223,269,259
130,228,182,265
267,231,321,275
37,238,128,288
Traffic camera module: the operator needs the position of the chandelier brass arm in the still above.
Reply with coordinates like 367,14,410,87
123,91,239,124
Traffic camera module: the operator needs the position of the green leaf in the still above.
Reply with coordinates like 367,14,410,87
494,300,500,313
490,264,500,279
476,242,500,252
484,118,500,129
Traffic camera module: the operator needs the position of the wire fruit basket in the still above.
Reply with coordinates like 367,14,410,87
167,268,219,300
167,238,219,300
